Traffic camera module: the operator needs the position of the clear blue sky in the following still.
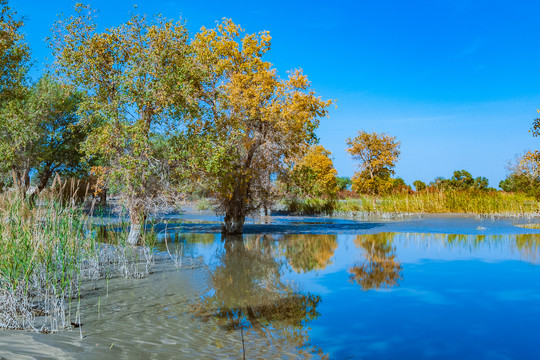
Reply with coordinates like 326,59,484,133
11,0,540,187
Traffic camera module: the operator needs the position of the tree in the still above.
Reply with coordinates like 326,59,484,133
431,170,490,191
430,176,449,189
449,169,474,190
172,19,332,234
0,0,29,104
0,75,88,202
0,0,30,191
346,131,400,195
413,180,426,192
522,111,540,194
285,145,339,199
51,4,196,244
336,176,352,191
472,176,489,190
389,177,412,194
499,153,540,198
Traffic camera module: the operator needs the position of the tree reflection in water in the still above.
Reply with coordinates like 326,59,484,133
194,234,325,358
279,234,338,273
349,233,403,290
513,233,540,263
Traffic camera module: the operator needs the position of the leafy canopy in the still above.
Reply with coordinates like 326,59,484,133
286,145,339,199
499,154,540,198
51,3,196,217
346,131,400,195
0,0,30,104
172,19,332,232
0,75,87,196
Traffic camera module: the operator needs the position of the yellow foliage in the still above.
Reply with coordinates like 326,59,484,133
184,19,333,226
291,145,338,198
349,233,402,290
347,131,400,195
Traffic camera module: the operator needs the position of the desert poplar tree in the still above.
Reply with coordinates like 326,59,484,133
0,75,87,200
346,131,400,195
0,0,30,187
286,145,339,199
51,4,197,244
172,19,332,234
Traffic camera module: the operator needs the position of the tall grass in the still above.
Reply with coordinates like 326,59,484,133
335,190,540,216
282,190,540,217
282,198,336,215
0,191,154,332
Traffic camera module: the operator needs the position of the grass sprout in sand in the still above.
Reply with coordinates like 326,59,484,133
0,193,154,332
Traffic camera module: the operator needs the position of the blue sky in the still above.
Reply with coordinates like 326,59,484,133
11,0,540,187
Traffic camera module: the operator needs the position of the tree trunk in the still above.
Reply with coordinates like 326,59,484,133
11,167,19,188
127,203,147,245
222,209,246,235
99,188,107,207
29,165,53,206
223,234,245,249
221,175,251,234
11,165,32,198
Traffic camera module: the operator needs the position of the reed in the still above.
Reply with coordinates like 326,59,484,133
0,191,154,332
335,190,540,216
282,198,337,215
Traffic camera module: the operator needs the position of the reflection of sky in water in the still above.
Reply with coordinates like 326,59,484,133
158,223,540,359
313,258,540,359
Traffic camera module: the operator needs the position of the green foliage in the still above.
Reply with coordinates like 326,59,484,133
336,176,352,191
51,4,197,242
0,75,88,197
336,190,540,215
283,197,336,215
499,174,540,198
0,191,93,329
389,177,412,194
0,189,157,330
429,170,490,191
449,169,474,189
498,153,540,199
0,0,30,104
413,180,426,192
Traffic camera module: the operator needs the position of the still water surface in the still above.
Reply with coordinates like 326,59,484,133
1,216,540,359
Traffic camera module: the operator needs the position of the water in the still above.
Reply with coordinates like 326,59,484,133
1,215,540,359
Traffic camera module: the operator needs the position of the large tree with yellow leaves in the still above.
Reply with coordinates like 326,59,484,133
173,20,332,234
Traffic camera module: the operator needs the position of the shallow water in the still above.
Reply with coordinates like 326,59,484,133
1,216,540,359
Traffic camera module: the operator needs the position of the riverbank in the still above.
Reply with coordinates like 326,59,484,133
278,190,540,219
